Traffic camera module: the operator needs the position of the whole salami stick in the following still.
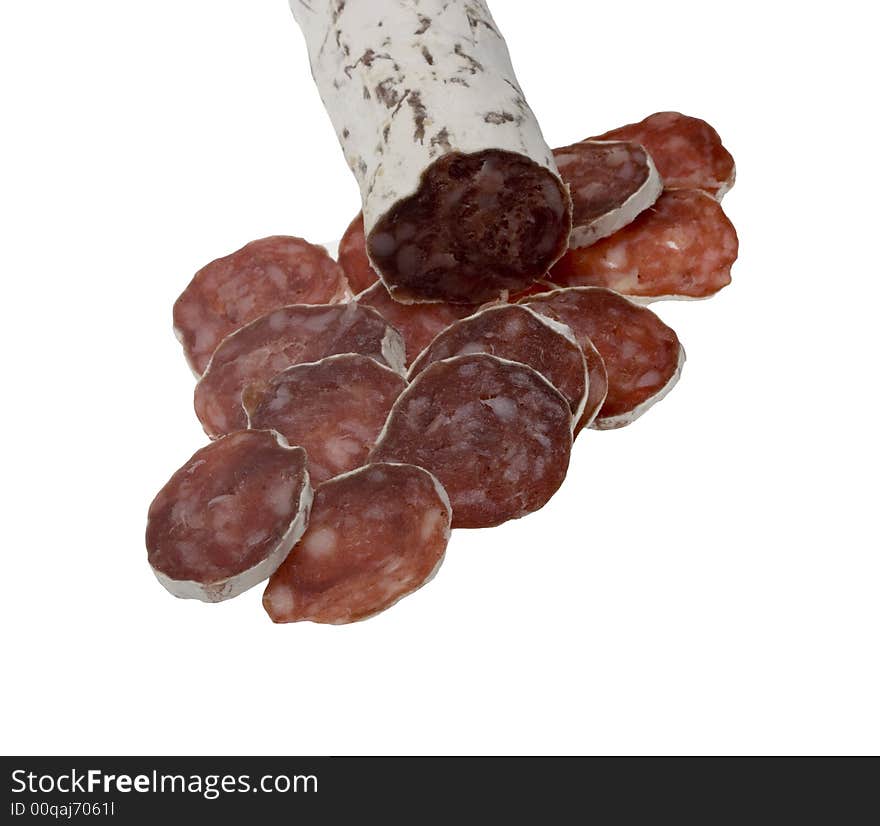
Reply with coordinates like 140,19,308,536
290,0,572,304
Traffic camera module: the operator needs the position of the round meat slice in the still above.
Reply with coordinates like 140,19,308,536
338,213,379,295
549,190,738,301
408,304,587,426
263,463,451,625
173,236,350,376
553,140,662,248
590,111,736,199
356,280,481,366
194,303,405,438
369,354,572,528
146,430,312,603
245,354,406,485
524,287,684,429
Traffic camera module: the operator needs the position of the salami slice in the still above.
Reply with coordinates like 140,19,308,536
369,354,572,528
146,430,312,603
408,304,587,425
338,213,379,295
263,463,451,625
290,1,572,304
590,111,736,200
553,140,662,248
575,336,609,433
194,303,405,438
245,354,406,485
523,287,684,430
356,280,480,366
173,236,350,376
549,190,738,300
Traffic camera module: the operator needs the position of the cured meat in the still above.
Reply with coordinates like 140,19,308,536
553,140,662,248
523,287,684,429
290,0,572,304
337,213,379,295
244,354,406,485
173,236,350,376
194,303,405,438
574,336,608,433
408,304,587,425
356,280,480,366
369,354,572,528
549,189,738,300
507,279,556,301
263,463,451,625
146,430,312,603
590,111,736,199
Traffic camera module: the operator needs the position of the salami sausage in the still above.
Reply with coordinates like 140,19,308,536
369,354,572,528
356,280,480,366
338,213,379,295
523,287,684,429
290,0,572,304
549,189,738,300
173,236,350,376
245,354,406,485
408,304,587,425
263,463,451,624
194,303,405,438
146,430,312,603
590,111,736,200
553,140,662,248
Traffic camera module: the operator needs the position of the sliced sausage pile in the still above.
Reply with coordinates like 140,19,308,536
147,110,737,624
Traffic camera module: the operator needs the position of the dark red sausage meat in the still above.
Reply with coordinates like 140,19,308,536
245,354,406,485
194,303,405,438
369,354,572,528
263,463,451,624
174,236,350,376
146,430,312,602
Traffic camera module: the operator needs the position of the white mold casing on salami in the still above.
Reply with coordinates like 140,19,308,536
146,430,313,603
290,0,572,304
554,141,662,248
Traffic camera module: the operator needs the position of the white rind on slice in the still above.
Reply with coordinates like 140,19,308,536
591,343,686,431
151,433,313,603
568,141,663,249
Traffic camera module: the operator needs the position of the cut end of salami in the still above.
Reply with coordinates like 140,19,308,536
355,280,481,366
173,236,350,376
245,353,406,485
549,189,738,300
194,303,406,439
408,303,588,426
554,140,662,249
338,213,379,295
263,462,451,625
524,287,684,429
146,430,312,603
590,111,736,200
367,150,571,304
370,353,572,528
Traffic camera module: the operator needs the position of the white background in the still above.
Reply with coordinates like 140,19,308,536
1,1,877,756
